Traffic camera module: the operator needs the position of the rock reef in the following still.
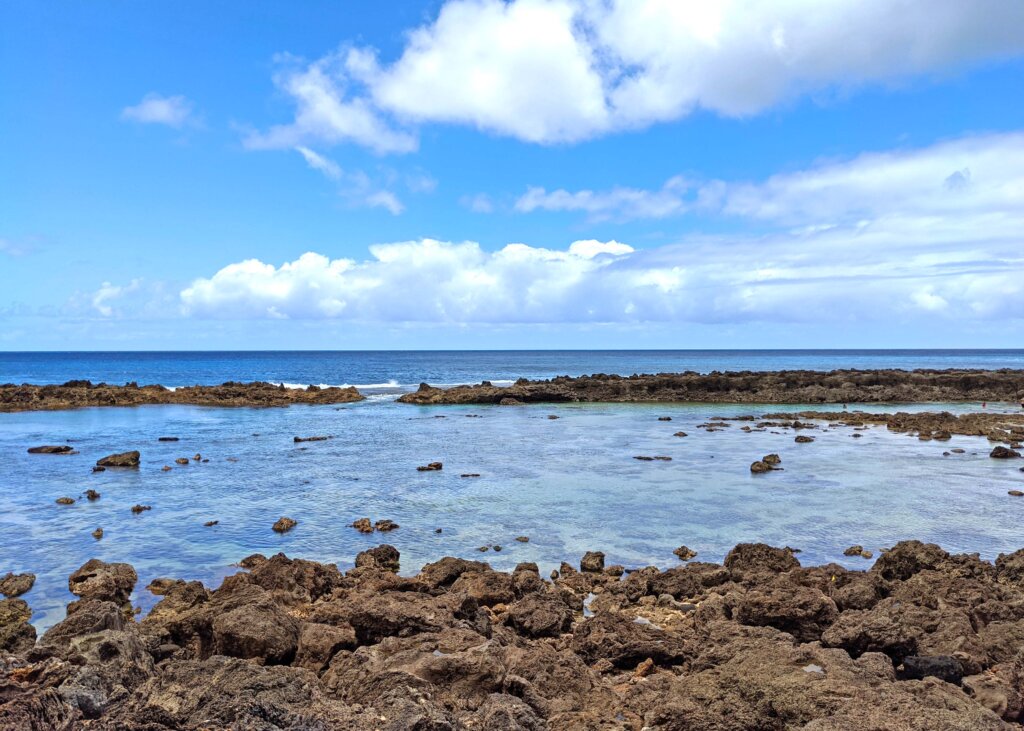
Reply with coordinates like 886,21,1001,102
398,369,1024,405
0,381,364,412
760,410,1024,445
3,542,1024,729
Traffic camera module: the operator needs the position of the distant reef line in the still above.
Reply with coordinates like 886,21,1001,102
0,380,364,412
398,368,1024,405
3,369,1024,412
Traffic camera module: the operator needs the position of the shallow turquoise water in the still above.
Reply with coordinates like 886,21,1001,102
2,398,1023,631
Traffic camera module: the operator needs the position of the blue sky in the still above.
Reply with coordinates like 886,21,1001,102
2,0,1023,350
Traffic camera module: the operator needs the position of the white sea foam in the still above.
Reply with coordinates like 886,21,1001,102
272,380,402,391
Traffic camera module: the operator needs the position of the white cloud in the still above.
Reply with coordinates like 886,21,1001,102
515,131,1024,226
249,0,1024,149
91,280,142,317
460,193,495,213
244,56,417,153
516,176,693,221
121,93,195,127
364,190,404,215
293,147,407,214
180,131,1024,325
295,146,342,180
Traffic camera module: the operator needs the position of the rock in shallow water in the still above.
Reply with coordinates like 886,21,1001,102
272,516,297,533
96,450,140,468
0,573,34,598
27,445,75,454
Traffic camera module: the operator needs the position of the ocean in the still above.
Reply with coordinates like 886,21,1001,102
3,350,1023,630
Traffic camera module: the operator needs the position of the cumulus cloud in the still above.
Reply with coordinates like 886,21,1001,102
121,93,195,127
248,0,1024,149
244,56,417,153
180,131,1024,325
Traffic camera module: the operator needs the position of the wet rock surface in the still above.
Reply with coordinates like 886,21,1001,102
397,368,1024,405
0,573,35,598
3,541,1024,729
0,380,365,412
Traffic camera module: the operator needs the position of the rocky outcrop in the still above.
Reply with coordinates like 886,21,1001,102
0,573,35,598
0,380,364,412
4,542,1024,728
757,409,1024,444
96,451,140,468
397,369,1024,405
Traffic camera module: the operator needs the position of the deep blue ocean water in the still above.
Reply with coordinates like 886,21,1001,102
3,349,1024,391
2,350,1024,630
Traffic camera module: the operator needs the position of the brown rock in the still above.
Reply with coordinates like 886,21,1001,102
0,598,36,654
355,544,400,572
68,558,137,605
580,551,605,573
27,445,75,454
673,545,698,561
55,496,75,505
417,461,443,471
272,517,297,533
351,517,373,533
96,450,140,467
131,504,151,513
0,572,35,598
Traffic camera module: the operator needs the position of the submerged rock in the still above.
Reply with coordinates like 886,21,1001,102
417,461,443,471
27,445,75,454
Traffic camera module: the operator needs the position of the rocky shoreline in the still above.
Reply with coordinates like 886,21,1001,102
754,410,1024,445
0,381,364,412
398,368,1024,405
3,542,1024,729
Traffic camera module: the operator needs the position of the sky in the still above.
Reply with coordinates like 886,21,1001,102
1,0,1023,351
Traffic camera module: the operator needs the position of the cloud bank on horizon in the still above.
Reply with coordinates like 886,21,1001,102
245,0,1024,151
163,131,1022,326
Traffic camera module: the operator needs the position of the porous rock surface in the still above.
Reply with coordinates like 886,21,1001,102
2,543,1024,729
398,369,1024,405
